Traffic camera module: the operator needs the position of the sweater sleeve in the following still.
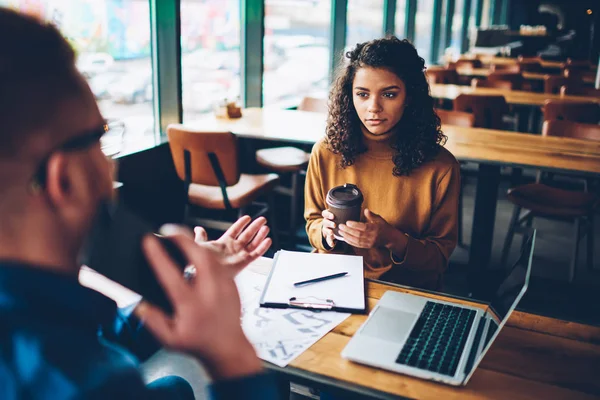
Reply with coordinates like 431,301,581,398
304,143,337,252
392,160,460,274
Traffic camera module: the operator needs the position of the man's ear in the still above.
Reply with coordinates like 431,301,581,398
45,153,71,208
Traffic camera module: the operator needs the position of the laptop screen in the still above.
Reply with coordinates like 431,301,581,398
463,230,535,383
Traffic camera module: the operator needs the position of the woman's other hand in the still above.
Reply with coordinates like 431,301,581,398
338,209,392,249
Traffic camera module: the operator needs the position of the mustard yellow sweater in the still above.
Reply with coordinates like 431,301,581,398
304,138,460,290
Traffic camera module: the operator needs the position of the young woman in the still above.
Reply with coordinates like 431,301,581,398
304,37,460,291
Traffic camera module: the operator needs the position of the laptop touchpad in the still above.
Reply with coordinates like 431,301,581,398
361,307,418,342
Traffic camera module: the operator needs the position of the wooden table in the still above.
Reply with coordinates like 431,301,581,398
189,107,326,145
472,55,598,71
80,258,600,399
191,108,600,277
456,68,597,85
485,57,564,69
521,72,597,84
456,67,491,78
430,84,600,106
246,257,600,399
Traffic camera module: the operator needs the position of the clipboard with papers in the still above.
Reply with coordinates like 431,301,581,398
259,250,366,314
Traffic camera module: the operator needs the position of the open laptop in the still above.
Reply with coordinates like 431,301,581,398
342,230,536,386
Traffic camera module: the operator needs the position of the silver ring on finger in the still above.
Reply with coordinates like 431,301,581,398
183,264,196,281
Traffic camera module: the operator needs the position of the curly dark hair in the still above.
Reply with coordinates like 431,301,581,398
326,36,447,176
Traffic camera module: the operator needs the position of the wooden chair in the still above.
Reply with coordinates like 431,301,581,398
501,120,600,282
563,68,596,82
426,68,459,85
471,78,515,90
437,109,475,127
489,71,523,83
490,63,521,73
543,75,578,94
542,100,600,124
560,85,600,97
565,58,591,68
487,72,524,90
254,97,320,245
518,61,543,73
453,94,509,129
437,109,476,246
298,96,328,112
453,59,482,69
562,62,592,74
167,126,280,246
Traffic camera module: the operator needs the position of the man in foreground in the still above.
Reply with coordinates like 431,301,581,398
0,8,277,399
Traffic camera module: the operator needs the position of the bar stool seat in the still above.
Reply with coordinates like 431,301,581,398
254,96,324,247
507,183,598,218
256,146,310,247
256,146,310,172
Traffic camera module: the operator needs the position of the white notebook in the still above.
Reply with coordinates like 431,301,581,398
259,250,366,314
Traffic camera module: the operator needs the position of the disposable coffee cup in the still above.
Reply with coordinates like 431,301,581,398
326,183,364,241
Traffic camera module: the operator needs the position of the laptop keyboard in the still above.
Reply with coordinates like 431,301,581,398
395,301,476,377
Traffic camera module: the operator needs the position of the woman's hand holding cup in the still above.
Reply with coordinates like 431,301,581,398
321,209,337,249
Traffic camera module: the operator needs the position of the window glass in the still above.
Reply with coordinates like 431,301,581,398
346,0,384,47
414,0,434,64
450,0,465,52
1,0,156,145
439,0,466,62
263,0,330,107
394,0,407,39
481,0,491,28
181,0,241,121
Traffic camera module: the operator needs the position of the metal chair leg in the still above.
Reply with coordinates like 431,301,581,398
587,214,595,271
289,172,299,246
569,218,582,283
457,186,463,247
238,206,246,219
183,204,191,225
501,205,521,267
267,193,280,251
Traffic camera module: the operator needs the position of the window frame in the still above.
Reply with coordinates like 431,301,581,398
150,0,182,138
145,0,481,140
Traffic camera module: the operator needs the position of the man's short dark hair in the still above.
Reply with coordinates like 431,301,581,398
0,8,81,157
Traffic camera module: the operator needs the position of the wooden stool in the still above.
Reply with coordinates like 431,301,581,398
501,183,597,282
256,146,310,245
501,120,600,282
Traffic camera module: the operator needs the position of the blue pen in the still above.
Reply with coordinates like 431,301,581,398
294,272,349,287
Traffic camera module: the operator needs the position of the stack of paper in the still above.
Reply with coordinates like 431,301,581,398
235,267,350,367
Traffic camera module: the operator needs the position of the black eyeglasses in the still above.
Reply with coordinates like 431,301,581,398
31,123,109,189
